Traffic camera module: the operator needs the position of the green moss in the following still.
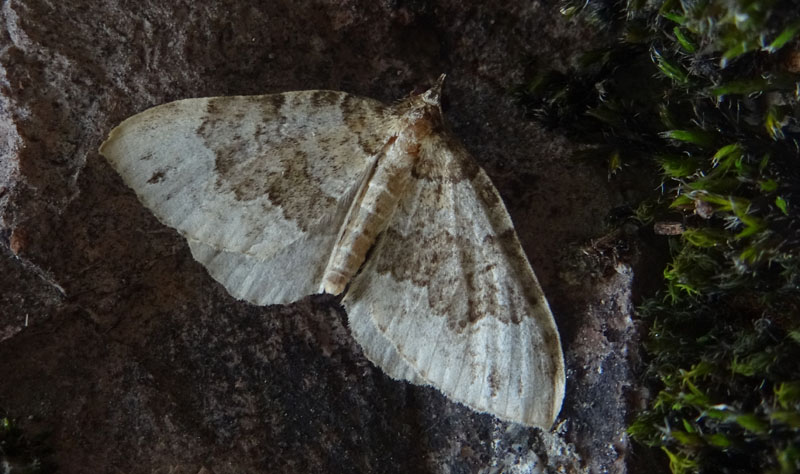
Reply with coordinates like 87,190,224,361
517,0,800,472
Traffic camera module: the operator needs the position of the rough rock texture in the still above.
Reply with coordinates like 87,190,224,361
0,1,646,472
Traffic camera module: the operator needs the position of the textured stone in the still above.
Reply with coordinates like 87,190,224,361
0,0,644,472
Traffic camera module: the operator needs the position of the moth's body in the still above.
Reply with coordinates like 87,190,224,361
322,87,440,295
99,77,566,429
321,144,413,295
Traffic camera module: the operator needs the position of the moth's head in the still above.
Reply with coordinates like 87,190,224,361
397,74,447,136
421,73,446,108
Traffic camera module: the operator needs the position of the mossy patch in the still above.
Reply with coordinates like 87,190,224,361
517,0,800,472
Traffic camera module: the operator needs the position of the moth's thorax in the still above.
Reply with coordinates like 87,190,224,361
320,92,442,296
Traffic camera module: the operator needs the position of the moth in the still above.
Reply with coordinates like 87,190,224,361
99,76,565,428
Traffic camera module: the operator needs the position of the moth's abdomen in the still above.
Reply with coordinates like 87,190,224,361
321,135,419,295
320,204,387,295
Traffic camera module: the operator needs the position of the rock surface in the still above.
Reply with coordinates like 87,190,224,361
0,1,645,472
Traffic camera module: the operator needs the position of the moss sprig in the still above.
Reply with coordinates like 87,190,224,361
0,412,56,473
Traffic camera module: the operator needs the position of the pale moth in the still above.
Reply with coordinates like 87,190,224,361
99,75,566,428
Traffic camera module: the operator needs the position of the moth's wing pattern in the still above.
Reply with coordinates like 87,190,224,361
347,308,427,385
100,92,393,304
186,234,338,306
343,135,566,428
